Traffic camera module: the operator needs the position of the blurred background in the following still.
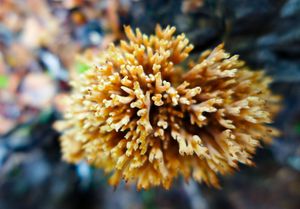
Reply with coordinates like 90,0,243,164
0,0,300,209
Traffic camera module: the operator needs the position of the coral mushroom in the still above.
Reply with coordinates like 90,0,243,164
55,25,280,189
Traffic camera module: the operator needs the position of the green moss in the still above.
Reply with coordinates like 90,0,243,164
295,122,300,134
75,62,90,74
0,75,9,89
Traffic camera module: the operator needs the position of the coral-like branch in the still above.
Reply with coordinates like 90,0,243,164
55,25,280,190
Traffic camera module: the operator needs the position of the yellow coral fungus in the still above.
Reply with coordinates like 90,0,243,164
55,25,280,190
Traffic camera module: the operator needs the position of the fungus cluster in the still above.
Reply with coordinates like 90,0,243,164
55,26,280,189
